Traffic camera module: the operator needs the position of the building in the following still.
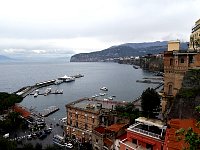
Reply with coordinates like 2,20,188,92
120,117,166,150
161,19,200,112
92,123,127,150
163,119,200,150
65,98,127,143
189,18,200,50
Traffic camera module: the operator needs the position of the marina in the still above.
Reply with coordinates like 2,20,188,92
15,74,84,98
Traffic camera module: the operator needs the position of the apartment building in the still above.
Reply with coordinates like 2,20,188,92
65,98,126,143
120,117,166,150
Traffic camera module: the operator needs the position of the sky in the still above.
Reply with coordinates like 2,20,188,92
0,0,200,58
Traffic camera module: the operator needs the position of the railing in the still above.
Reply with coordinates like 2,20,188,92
129,126,161,139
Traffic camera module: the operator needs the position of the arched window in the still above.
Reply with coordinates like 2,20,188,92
168,85,173,95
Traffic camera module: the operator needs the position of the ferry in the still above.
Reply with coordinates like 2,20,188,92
58,75,75,82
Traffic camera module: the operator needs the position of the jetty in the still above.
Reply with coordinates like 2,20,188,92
40,106,59,117
15,74,84,98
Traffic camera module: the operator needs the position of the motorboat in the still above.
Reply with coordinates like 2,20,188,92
100,87,108,91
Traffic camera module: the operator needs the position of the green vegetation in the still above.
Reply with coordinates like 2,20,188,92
176,106,200,150
0,112,27,132
0,92,23,112
141,88,161,118
115,102,140,124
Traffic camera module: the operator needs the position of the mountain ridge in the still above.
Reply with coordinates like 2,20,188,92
70,41,188,62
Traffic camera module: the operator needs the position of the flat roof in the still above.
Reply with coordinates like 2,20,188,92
135,117,165,128
66,98,126,112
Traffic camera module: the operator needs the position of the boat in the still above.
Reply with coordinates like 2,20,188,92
108,96,113,100
133,65,139,69
74,74,84,78
58,75,75,82
33,92,38,98
53,135,73,148
44,88,51,96
100,87,108,91
54,89,63,94
54,79,63,85
99,93,105,96
33,90,39,98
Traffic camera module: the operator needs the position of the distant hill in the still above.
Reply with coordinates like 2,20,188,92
70,41,188,62
0,55,12,62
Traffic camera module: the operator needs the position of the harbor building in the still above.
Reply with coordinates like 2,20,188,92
161,19,200,112
119,117,166,150
65,98,127,143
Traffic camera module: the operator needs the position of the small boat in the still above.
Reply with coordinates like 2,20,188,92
108,96,113,100
100,87,108,91
44,88,51,96
55,79,63,85
33,92,38,98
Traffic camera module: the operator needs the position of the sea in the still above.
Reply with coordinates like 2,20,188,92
0,61,157,122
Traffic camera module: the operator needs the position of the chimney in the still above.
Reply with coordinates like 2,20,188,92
168,40,180,51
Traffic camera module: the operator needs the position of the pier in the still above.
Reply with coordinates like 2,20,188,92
40,106,59,117
15,74,84,98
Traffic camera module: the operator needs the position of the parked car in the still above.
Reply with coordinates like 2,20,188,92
39,132,47,140
27,134,32,140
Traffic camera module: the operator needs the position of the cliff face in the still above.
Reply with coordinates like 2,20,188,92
70,41,188,62
168,69,200,120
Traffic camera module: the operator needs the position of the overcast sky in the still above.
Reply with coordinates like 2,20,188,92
0,0,200,57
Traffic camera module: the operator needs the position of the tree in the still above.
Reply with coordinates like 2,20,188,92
115,102,140,124
141,88,161,118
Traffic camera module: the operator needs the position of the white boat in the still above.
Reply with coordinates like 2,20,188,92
58,75,75,82
108,96,113,100
55,79,63,85
44,88,51,96
100,87,108,91
33,90,39,97
99,93,105,96
33,92,38,98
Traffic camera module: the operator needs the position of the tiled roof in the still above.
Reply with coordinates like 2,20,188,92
104,138,113,147
117,133,127,140
106,123,127,132
94,126,106,134
13,105,31,118
164,119,200,150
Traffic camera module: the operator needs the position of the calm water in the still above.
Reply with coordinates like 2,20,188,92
0,62,156,121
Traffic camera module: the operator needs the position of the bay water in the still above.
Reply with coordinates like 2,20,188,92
0,62,157,121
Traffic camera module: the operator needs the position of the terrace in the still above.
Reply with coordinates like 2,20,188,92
127,117,166,140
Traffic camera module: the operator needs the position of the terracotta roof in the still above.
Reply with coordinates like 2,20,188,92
94,126,106,134
117,133,127,140
164,119,200,150
104,138,113,147
106,123,127,132
13,105,31,118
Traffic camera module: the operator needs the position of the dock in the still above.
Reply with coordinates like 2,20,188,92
15,74,84,98
40,106,59,117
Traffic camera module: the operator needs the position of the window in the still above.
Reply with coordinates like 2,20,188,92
76,114,78,120
146,143,153,150
189,55,194,63
92,118,95,123
170,58,173,66
76,122,78,128
85,124,88,129
132,139,137,145
168,85,173,95
96,139,98,143
180,58,184,63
